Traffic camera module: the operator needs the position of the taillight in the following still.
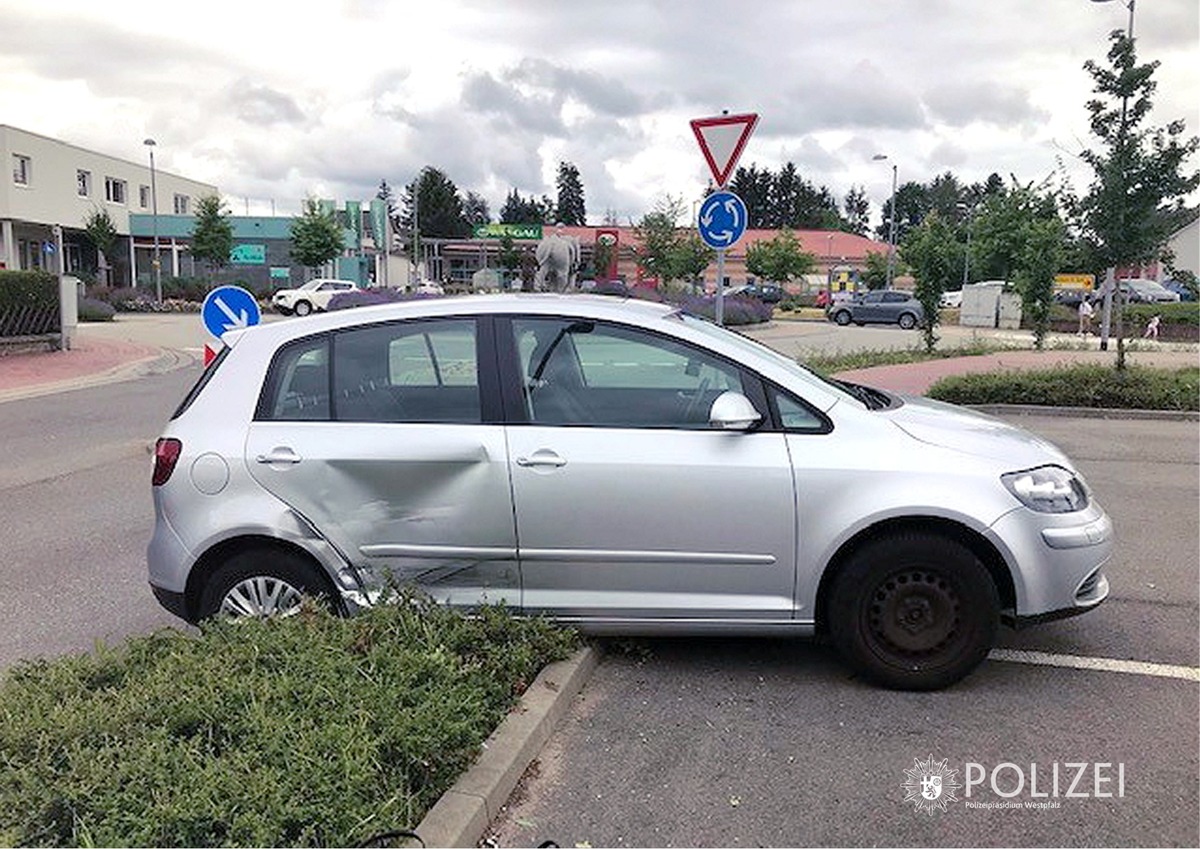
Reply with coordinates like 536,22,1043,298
152,438,182,486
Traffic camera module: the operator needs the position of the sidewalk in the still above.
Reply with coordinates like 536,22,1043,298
0,335,172,403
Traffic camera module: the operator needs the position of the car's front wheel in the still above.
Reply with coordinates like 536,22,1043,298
827,532,999,690
293,300,313,317
898,312,917,330
197,548,334,621
834,310,852,326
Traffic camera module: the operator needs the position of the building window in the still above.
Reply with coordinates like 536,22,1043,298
105,177,127,204
12,154,31,185
173,194,190,215
77,170,91,197
139,185,150,208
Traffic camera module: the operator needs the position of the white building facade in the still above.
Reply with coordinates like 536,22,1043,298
1,125,217,286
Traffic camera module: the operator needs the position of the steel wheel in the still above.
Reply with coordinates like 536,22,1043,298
219,575,304,618
827,532,999,690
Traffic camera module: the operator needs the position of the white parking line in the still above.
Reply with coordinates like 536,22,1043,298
989,649,1200,682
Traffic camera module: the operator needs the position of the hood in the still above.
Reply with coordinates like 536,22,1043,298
885,395,1073,468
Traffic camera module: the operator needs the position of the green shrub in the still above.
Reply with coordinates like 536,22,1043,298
160,277,210,302
78,297,116,322
0,597,577,847
928,364,1199,411
1123,301,1199,328
0,269,57,312
801,341,1006,376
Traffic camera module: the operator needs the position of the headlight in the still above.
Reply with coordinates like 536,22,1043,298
1002,465,1089,514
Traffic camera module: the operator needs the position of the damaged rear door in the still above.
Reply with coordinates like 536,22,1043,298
245,316,519,608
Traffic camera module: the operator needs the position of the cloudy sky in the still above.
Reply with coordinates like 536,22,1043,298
2,0,1197,226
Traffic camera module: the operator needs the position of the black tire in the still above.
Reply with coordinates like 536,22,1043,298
898,312,917,330
197,548,333,621
827,533,999,690
834,310,852,326
293,300,313,317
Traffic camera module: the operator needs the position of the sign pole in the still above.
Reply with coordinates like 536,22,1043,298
716,249,726,326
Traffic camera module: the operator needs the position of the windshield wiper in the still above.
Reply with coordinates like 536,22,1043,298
832,379,894,411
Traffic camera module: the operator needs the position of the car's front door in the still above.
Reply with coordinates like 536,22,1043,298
245,317,518,607
502,317,797,624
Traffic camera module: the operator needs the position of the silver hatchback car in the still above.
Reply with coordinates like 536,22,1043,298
149,294,1111,689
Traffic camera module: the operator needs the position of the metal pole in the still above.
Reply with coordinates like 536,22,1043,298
963,213,971,286
144,139,162,303
716,249,726,326
886,163,897,289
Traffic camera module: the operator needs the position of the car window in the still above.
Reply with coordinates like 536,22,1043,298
769,385,830,433
862,292,883,304
258,336,331,421
512,318,746,428
884,292,908,303
333,319,480,423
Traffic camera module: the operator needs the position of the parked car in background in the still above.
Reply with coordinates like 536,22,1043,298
939,290,963,309
272,278,359,316
1053,288,1094,308
1162,280,1196,302
827,289,925,329
1106,278,1181,304
725,282,784,304
148,294,1111,690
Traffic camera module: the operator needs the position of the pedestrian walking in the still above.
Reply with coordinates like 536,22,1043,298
1143,314,1161,339
1078,298,1095,335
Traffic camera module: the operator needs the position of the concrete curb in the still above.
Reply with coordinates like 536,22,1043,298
0,348,194,405
969,403,1200,421
415,645,601,848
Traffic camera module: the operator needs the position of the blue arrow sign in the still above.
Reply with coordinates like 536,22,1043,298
201,285,261,339
697,190,748,250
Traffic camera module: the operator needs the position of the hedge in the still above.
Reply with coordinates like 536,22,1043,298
0,269,58,312
928,364,1199,412
0,597,577,847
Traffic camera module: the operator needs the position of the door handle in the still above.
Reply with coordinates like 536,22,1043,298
516,450,566,468
256,447,302,465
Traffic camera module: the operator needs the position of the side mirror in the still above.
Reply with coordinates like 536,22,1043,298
709,391,763,431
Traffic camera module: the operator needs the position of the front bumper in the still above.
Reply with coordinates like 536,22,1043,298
988,502,1113,623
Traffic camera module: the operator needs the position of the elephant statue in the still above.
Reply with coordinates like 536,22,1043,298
534,224,581,292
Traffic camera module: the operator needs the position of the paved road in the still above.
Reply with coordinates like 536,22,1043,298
0,367,200,668
490,414,1200,848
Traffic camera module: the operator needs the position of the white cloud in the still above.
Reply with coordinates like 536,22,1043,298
0,0,1195,222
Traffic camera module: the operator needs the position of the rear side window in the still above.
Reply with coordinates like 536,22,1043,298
257,336,331,421
333,319,480,423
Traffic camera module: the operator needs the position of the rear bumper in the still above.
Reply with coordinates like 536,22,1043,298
150,583,190,621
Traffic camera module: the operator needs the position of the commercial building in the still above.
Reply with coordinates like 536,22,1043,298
1,125,217,286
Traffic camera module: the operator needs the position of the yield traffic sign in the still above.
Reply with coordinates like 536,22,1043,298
690,112,759,188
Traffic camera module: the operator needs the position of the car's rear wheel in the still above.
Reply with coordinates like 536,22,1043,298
834,310,852,326
293,300,313,317
898,312,917,330
827,532,999,690
198,548,333,620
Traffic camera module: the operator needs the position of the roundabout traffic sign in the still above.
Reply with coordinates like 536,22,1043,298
697,190,748,250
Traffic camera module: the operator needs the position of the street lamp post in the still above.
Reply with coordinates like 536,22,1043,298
143,138,162,303
958,202,973,287
873,154,898,288
1089,0,1136,352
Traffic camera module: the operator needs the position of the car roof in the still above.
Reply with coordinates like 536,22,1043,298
226,294,678,347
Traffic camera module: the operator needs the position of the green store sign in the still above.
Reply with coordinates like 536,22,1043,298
230,244,266,265
472,223,544,240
